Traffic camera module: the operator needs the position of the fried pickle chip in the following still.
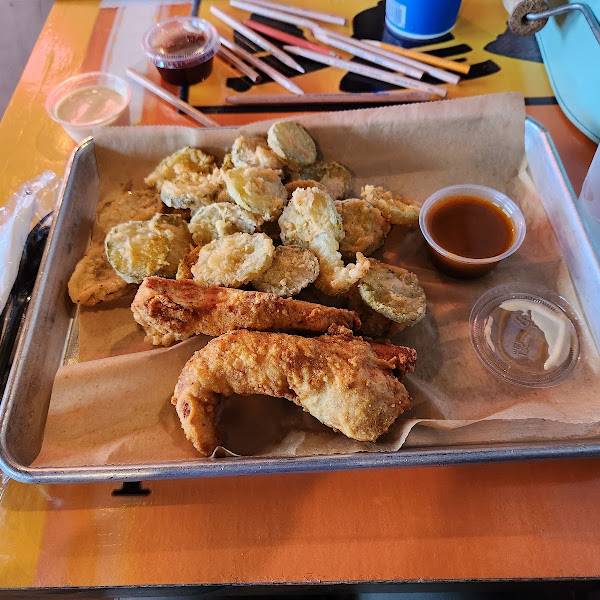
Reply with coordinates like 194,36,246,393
221,152,235,171
290,161,352,200
267,121,317,168
188,202,259,246
361,185,420,227
251,245,319,296
358,258,426,326
310,232,370,296
284,179,328,199
336,198,391,258
160,167,229,210
177,245,203,280
145,147,216,192
223,166,286,222
191,232,275,287
105,214,192,284
279,187,343,246
232,136,285,169
68,242,133,306
348,285,392,338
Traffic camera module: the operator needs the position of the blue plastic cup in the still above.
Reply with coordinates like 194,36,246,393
385,0,463,40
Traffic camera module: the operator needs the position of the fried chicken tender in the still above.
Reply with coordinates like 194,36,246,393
68,242,134,306
361,185,420,227
336,198,391,258
290,161,352,200
267,121,317,168
172,328,416,455
131,276,361,346
231,135,285,169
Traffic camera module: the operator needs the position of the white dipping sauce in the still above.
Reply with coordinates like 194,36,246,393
55,86,124,125
499,299,570,370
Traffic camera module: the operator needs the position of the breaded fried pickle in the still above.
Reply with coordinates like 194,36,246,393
131,276,361,346
290,161,352,200
336,198,390,258
188,202,259,246
231,135,284,169
267,121,316,168
361,185,420,227
172,328,415,455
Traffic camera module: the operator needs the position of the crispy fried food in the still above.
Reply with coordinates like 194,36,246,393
284,179,328,199
145,147,216,191
290,161,352,200
231,135,285,169
177,245,202,280
336,198,391,258
279,186,343,246
131,276,361,345
267,121,317,168
310,232,370,296
188,202,259,246
68,242,134,306
251,245,319,296
94,189,163,242
221,152,235,171
191,232,274,287
172,327,415,455
223,167,286,222
358,258,426,327
160,167,230,210
361,185,420,227
105,214,192,284
348,285,392,338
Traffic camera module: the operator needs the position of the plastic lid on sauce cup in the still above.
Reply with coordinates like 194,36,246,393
419,184,527,278
470,283,581,388
143,17,220,70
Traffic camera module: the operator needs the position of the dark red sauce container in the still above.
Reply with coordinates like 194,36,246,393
143,17,220,86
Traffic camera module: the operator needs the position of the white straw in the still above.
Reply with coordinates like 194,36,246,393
218,46,262,83
220,36,305,95
282,46,448,97
225,91,432,104
210,6,305,74
315,27,460,85
312,30,424,79
231,0,345,26
229,0,319,30
125,68,220,127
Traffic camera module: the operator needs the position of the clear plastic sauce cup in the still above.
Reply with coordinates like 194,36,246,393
419,184,526,278
45,72,131,143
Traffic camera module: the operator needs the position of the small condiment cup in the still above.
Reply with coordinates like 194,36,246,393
45,72,131,143
143,17,220,86
419,184,527,278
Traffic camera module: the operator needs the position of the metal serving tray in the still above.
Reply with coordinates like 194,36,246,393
2,117,600,484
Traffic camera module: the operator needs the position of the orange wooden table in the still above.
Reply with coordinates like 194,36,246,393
0,0,598,590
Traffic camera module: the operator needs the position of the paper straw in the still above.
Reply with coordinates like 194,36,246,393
218,46,262,82
210,6,305,73
234,0,345,25
244,19,338,57
312,29,425,79
315,28,460,85
225,91,432,104
364,40,470,75
219,36,305,95
282,45,448,97
230,0,319,30
125,68,219,127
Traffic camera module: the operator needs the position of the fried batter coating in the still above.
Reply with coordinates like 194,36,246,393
223,167,286,222
188,202,259,246
361,185,420,227
131,276,361,346
231,135,285,169
358,258,426,327
348,285,392,338
221,152,235,171
290,161,352,200
176,245,202,280
172,328,415,455
191,232,274,288
267,121,317,168
105,214,193,284
284,179,328,199
279,186,343,246
251,245,319,296
310,232,370,296
336,198,391,258
68,242,134,306
160,167,230,210
145,147,216,191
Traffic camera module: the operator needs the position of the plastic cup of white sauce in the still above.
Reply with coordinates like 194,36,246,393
45,72,131,142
